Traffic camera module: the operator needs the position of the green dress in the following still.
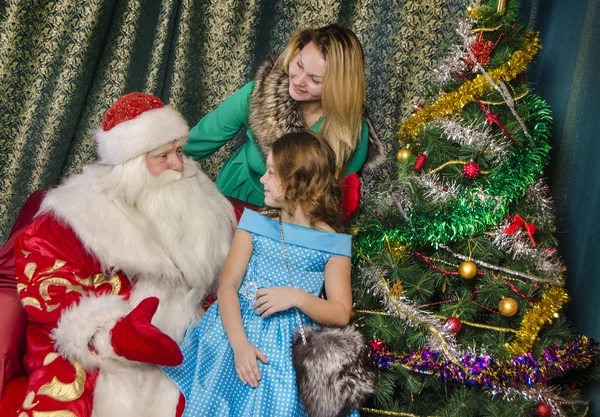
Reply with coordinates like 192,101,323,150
184,82,370,206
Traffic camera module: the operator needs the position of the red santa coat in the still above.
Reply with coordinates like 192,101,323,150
15,213,132,417
13,161,237,417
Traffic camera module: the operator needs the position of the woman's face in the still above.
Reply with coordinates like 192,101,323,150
288,41,325,102
260,151,286,208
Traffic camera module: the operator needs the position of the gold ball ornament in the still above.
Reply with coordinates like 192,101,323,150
498,297,519,317
458,261,478,280
396,147,413,163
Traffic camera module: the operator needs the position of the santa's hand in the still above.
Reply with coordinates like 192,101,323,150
110,297,183,366
253,287,299,317
233,341,268,388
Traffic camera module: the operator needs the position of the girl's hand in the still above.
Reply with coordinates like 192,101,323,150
253,287,300,317
232,341,268,388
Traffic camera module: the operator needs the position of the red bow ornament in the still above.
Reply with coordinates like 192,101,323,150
504,214,537,246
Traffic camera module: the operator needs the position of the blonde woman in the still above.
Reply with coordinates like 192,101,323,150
186,24,384,206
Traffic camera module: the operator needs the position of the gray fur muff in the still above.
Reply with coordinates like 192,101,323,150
292,326,377,417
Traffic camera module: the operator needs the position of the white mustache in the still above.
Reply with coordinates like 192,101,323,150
146,160,199,188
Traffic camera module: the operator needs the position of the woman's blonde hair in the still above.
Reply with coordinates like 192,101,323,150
270,131,343,231
276,24,366,169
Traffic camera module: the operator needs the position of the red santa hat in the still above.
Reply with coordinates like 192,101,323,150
95,92,189,165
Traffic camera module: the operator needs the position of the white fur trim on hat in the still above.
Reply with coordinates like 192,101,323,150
95,105,189,165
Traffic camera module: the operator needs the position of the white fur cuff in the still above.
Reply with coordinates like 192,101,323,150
52,294,131,370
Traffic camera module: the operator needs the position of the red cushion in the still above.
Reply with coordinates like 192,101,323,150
0,289,27,400
0,191,44,399
0,375,28,416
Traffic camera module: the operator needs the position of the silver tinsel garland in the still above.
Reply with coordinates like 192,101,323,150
432,116,511,161
355,261,464,362
496,386,588,417
434,45,468,85
414,173,460,204
439,244,562,285
487,179,565,281
367,182,414,222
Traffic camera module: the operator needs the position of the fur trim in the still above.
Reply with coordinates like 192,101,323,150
93,364,180,417
95,105,189,165
52,295,130,370
249,56,305,155
249,57,385,169
362,110,386,169
39,165,181,281
292,326,377,417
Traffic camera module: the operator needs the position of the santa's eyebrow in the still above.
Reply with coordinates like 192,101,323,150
147,144,171,157
147,139,185,157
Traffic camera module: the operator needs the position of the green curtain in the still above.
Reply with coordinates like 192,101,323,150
0,0,468,243
521,0,600,414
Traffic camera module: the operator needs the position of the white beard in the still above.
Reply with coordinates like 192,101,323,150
133,158,236,297
40,155,236,304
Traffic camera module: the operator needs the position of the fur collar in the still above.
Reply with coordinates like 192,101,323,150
248,57,385,169
39,165,181,281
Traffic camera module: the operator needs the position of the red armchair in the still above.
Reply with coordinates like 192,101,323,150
0,191,256,413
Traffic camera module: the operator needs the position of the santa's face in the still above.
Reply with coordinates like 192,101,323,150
144,141,184,177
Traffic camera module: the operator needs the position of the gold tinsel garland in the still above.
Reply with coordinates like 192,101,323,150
507,286,569,354
398,31,541,141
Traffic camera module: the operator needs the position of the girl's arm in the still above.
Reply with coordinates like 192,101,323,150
295,255,352,326
217,228,268,387
184,82,254,161
217,228,253,347
254,255,353,326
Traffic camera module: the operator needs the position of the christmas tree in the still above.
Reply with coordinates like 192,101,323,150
352,1,600,416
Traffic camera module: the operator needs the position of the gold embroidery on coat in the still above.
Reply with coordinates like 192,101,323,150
17,283,27,294
39,278,85,301
75,273,122,295
22,297,41,309
22,391,39,409
32,411,78,417
43,352,60,366
41,259,66,275
24,262,37,280
37,361,85,402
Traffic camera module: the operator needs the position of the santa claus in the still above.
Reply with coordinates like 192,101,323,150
13,93,236,417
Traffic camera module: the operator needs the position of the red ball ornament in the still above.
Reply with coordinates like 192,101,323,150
414,153,427,171
462,161,481,180
443,316,462,334
535,403,552,417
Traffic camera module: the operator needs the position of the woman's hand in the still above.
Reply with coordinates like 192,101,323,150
232,341,268,388
253,287,301,317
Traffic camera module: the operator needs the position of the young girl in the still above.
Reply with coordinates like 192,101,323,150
163,131,359,416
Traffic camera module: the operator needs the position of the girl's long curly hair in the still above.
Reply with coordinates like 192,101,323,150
270,131,343,231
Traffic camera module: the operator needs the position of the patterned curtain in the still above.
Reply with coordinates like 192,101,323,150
0,0,468,242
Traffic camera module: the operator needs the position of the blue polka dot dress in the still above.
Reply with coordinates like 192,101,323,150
162,209,360,417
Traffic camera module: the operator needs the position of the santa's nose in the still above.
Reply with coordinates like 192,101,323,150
168,154,184,172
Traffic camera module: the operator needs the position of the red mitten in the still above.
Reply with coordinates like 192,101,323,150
341,173,361,221
110,297,183,366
